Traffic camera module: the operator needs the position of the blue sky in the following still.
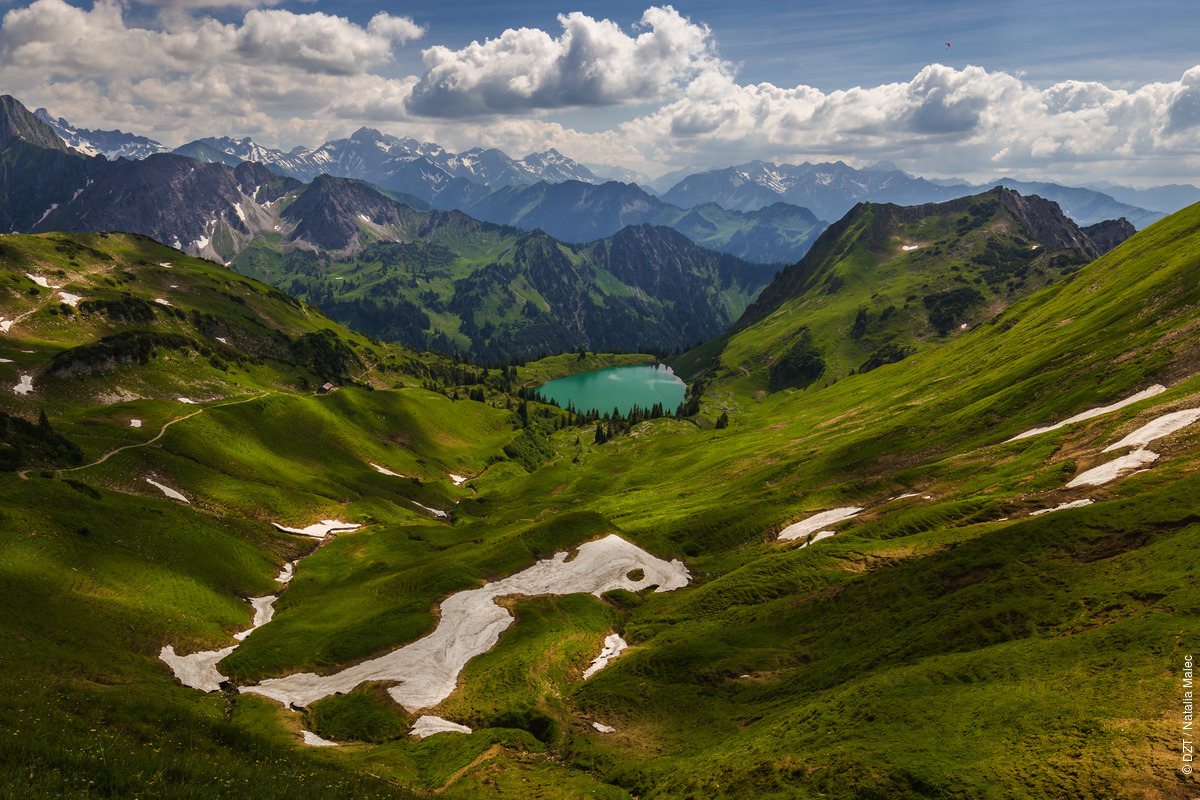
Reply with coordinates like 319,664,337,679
344,0,1198,90
1,0,1197,185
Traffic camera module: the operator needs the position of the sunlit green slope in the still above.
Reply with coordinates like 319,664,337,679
674,187,1108,391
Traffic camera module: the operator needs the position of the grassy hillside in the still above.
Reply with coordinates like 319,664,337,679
3,199,1200,800
673,188,1104,389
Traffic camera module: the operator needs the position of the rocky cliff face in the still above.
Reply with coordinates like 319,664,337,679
1081,217,1137,254
34,156,299,256
996,187,1102,258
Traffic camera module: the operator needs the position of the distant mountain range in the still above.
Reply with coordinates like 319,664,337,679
660,160,1168,230
1,95,775,361
33,108,169,161
32,105,1191,246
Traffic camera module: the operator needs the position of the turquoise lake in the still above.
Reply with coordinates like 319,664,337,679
537,365,686,416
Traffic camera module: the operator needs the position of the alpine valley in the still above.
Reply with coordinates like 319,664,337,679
3,86,1200,800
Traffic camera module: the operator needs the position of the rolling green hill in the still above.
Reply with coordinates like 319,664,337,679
3,195,1200,800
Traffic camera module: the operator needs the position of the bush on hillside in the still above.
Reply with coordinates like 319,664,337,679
771,329,825,388
0,411,82,471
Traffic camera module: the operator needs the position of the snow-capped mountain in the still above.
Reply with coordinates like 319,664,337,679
658,160,1165,228
189,129,602,189
33,108,168,160
660,160,966,221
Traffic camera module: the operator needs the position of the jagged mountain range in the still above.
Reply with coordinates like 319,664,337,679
14,98,827,266
1,97,775,361
661,160,1167,229
31,104,1186,243
33,107,169,161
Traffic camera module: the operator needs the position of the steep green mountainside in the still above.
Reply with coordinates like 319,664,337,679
234,179,777,361
3,199,1200,800
675,187,1117,388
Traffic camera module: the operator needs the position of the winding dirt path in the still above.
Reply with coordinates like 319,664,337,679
19,390,271,479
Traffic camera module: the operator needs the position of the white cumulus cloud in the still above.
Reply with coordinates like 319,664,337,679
0,0,423,77
406,5,728,117
618,64,1200,183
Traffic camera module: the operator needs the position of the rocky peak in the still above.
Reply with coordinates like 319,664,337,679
0,95,73,153
993,186,1100,259
1081,217,1137,254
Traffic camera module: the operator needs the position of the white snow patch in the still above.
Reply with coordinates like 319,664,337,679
1007,385,1167,442
583,634,627,680
146,478,189,503
798,530,837,548
159,644,236,693
901,245,921,251
130,419,142,428
410,716,472,738
0,320,12,333
301,731,338,747
411,500,448,518
233,203,247,223
25,274,53,288
154,298,172,306
215,337,228,345
778,507,863,541
193,236,210,251
242,535,689,711
357,214,372,224
177,397,196,404
449,473,467,485
893,493,921,500
1067,449,1160,488
13,374,33,395
592,722,616,734
1102,408,1200,452
0,358,12,363
271,519,360,539
1031,499,1094,516
58,291,82,306
33,204,58,227
158,262,173,268
370,462,402,477
234,595,279,641
960,323,969,330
